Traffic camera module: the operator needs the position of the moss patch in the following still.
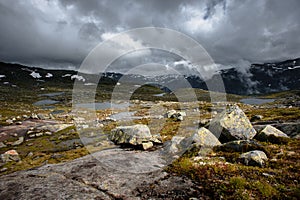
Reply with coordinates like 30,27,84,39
166,139,300,199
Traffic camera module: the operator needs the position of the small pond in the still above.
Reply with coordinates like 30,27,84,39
39,92,65,97
75,102,130,110
33,99,60,106
109,111,143,121
240,98,275,105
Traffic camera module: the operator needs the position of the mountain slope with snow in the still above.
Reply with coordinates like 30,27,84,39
0,58,299,95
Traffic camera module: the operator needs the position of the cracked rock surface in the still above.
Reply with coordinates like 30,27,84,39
0,148,205,199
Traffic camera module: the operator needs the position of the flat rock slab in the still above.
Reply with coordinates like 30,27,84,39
0,148,205,199
0,119,72,141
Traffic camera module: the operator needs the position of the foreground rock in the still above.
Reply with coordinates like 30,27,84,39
239,150,268,167
255,125,289,143
0,149,204,199
109,124,162,150
208,105,257,143
163,128,220,159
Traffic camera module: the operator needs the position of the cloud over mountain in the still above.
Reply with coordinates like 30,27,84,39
0,0,299,71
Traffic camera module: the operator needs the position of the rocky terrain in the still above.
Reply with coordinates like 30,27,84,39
0,62,300,199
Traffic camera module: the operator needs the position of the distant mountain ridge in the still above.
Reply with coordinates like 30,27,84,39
0,58,299,95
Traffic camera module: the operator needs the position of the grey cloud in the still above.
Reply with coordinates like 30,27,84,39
0,0,299,71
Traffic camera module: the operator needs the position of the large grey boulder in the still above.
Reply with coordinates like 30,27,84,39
255,125,289,143
239,150,268,167
163,128,220,158
109,124,162,150
208,105,257,143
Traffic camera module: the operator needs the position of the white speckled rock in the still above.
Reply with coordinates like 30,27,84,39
110,124,162,149
208,105,257,143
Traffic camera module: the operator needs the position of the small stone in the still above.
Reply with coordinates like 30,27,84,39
262,172,274,177
51,154,63,159
58,135,68,140
151,134,163,144
37,113,47,120
211,111,218,116
82,125,89,129
22,115,28,119
0,167,8,172
27,152,34,157
0,142,7,148
35,132,43,137
31,113,38,119
1,150,21,163
12,137,24,146
49,114,55,119
165,110,186,121
250,115,263,122
166,110,177,118
5,119,13,125
239,150,268,167
16,121,23,125
177,115,184,121
44,131,52,136
97,123,104,128
27,130,34,135
199,119,211,126
142,142,153,150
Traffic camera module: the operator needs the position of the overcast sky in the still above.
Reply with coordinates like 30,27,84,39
0,0,299,72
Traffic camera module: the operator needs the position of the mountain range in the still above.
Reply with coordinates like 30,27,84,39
0,58,299,95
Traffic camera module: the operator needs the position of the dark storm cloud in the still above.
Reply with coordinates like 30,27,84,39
0,0,299,70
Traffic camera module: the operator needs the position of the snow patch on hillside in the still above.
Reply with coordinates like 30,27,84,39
30,71,42,78
288,66,300,70
45,73,53,78
71,75,85,82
